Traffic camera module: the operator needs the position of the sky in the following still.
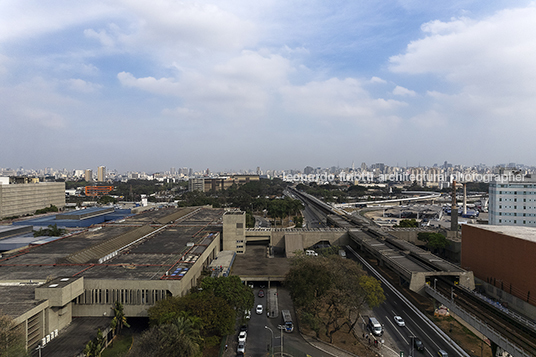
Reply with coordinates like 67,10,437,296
1,0,535,173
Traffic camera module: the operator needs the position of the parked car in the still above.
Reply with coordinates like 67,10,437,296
238,330,247,343
237,341,245,353
244,310,251,319
256,304,263,314
394,315,405,327
258,290,265,298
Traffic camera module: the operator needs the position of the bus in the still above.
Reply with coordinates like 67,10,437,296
281,310,293,332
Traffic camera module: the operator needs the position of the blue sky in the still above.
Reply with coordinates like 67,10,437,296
1,0,535,173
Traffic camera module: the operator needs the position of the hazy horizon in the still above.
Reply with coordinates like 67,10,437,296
1,1,535,172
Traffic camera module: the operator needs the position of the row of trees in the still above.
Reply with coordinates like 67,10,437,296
285,253,385,343
33,224,67,237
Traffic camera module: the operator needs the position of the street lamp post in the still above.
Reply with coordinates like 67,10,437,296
265,326,274,357
280,325,284,356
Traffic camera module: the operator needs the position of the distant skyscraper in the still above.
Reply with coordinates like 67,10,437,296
85,169,93,182
97,166,106,182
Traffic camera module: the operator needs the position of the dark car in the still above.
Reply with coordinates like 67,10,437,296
414,338,424,351
258,289,265,298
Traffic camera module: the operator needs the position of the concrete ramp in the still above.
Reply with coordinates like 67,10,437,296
284,233,304,258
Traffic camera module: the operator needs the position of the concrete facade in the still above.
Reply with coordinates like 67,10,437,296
222,210,246,253
0,181,65,218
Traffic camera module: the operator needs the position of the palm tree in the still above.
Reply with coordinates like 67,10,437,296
174,312,203,345
112,301,130,335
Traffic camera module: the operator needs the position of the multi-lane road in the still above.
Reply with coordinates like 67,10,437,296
349,245,469,357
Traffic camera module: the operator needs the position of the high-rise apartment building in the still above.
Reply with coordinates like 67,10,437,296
97,166,106,182
84,169,93,182
488,175,536,226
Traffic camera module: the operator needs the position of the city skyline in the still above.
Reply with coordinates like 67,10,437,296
1,1,535,172
1,160,534,179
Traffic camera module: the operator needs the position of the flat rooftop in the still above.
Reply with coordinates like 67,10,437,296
55,207,114,220
0,207,225,282
231,246,290,279
466,224,536,243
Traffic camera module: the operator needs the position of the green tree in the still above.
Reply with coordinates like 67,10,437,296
0,313,28,357
397,219,418,228
112,301,130,335
129,324,201,357
33,224,67,237
174,312,203,346
417,232,450,252
83,329,105,357
285,255,385,342
98,195,117,205
199,276,254,314
148,288,236,337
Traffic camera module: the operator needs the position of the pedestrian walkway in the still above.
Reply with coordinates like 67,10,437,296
267,287,279,318
301,334,359,357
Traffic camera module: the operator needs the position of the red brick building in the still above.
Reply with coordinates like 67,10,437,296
461,224,536,307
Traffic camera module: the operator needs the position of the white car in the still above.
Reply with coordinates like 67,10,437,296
394,315,405,327
244,310,251,319
238,330,247,343
237,341,245,353
256,304,263,314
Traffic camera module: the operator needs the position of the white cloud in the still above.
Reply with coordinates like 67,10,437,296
119,50,293,119
393,85,416,97
370,76,387,84
118,72,181,96
389,6,536,93
389,4,536,138
84,28,116,48
64,79,101,93
280,77,405,128
0,1,114,42
84,0,258,63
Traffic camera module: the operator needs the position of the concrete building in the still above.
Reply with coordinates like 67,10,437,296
97,166,106,182
189,175,260,193
188,178,205,192
488,174,536,226
0,206,224,355
84,169,93,182
0,181,65,219
462,224,536,317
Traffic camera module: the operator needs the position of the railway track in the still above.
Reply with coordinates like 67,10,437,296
436,279,536,356
291,187,536,356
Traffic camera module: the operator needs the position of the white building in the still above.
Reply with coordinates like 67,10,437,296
489,174,536,226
